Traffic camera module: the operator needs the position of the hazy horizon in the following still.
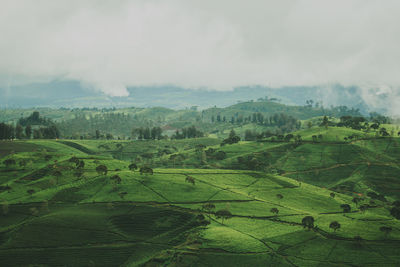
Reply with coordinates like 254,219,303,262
1,1,400,114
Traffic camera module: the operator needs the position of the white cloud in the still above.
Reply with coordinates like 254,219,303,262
0,0,400,110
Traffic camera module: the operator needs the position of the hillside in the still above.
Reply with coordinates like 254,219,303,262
1,138,400,266
0,100,366,140
153,127,400,200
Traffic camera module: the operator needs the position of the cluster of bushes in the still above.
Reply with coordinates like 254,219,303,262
221,130,240,146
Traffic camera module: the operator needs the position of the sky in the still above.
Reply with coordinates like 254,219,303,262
1,0,400,113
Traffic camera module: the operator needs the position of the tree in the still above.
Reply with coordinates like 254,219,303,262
15,124,24,139
27,189,35,196
301,216,314,230
95,129,100,139
340,204,351,213
321,116,329,128
221,130,240,146
215,209,232,225
106,133,113,140
329,221,341,232
25,125,32,139
118,191,128,199
33,129,42,139
312,135,318,143
270,207,279,215
185,176,195,185
140,166,153,175
0,123,15,140
390,207,400,220
110,175,122,188
284,134,294,142
379,127,389,137
128,163,138,171
96,165,108,175
379,226,392,238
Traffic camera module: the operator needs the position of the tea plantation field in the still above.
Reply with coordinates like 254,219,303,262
1,137,400,266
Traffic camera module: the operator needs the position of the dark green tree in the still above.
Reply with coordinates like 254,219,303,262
329,221,341,232
301,216,314,230
215,209,232,225
25,125,32,139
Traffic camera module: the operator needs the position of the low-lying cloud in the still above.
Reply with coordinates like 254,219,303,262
1,0,400,113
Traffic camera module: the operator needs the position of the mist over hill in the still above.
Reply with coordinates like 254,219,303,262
0,81,388,115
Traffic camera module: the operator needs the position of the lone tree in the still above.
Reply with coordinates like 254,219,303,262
185,176,195,185
96,165,108,175
139,166,153,175
215,209,232,225
329,221,341,232
276,194,284,204
379,226,392,239
270,207,279,215
128,163,138,171
340,204,351,213
111,175,122,184
301,216,314,230
25,125,32,138
27,189,35,197
118,191,128,199
330,192,335,198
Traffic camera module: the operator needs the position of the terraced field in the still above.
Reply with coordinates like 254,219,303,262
1,137,400,266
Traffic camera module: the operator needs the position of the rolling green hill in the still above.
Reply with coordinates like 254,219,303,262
1,137,400,266
160,127,400,200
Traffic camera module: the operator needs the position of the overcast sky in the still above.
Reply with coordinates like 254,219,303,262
1,0,400,101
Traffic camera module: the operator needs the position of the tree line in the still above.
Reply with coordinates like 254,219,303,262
1,112,60,140
0,122,60,140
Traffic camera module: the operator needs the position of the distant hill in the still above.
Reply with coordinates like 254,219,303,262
0,80,390,115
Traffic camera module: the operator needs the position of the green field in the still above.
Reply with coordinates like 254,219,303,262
1,134,400,266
